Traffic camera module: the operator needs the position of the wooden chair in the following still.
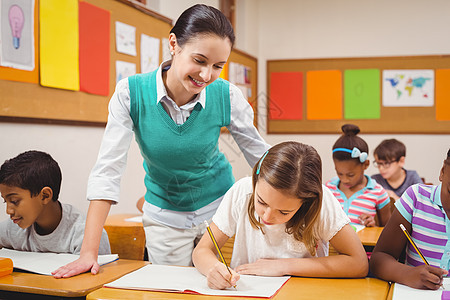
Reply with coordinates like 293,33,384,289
104,214,146,261
221,236,235,265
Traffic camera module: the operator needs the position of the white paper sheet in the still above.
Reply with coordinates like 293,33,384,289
115,21,136,56
104,264,290,298
393,278,450,300
0,248,118,276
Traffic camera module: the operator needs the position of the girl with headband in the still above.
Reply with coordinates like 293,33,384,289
325,124,391,227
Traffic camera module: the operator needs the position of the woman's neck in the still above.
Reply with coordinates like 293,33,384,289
163,69,196,107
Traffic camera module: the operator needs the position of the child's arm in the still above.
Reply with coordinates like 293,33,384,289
370,209,447,289
193,222,240,290
376,204,392,226
236,224,368,278
52,200,113,278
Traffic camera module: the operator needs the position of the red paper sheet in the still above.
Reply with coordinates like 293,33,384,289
79,2,110,96
269,72,303,120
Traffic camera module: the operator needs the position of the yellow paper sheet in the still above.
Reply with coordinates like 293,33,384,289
39,0,79,90
306,70,342,120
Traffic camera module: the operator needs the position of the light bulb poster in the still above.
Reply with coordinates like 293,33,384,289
0,0,35,72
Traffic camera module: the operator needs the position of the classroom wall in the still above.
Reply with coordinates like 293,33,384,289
253,0,450,186
0,0,449,221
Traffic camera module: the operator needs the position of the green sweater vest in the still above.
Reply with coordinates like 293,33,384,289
129,70,235,211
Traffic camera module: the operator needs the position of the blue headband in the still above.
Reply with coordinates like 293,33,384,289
256,150,269,175
333,147,368,163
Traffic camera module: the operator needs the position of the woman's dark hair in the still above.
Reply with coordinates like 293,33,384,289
0,150,62,201
332,124,369,162
248,142,323,256
170,4,235,48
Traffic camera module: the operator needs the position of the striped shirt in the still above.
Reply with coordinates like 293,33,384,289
325,175,390,225
395,184,450,270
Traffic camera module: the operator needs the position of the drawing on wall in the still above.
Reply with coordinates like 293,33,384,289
0,0,35,70
382,69,434,107
140,34,159,74
116,60,136,83
161,38,171,62
115,21,136,56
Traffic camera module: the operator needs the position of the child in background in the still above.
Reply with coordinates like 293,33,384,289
371,139,423,201
0,151,111,255
193,142,368,290
325,124,391,227
370,149,450,290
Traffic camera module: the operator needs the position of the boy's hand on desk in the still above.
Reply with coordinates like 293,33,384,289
358,214,375,227
403,265,448,290
51,255,100,279
206,261,240,290
236,259,284,276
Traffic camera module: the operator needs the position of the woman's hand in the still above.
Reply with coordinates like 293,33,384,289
236,258,285,276
206,261,240,290
51,253,99,278
402,265,447,290
359,213,376,227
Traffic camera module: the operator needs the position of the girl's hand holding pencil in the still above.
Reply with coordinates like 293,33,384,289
206,261,240,290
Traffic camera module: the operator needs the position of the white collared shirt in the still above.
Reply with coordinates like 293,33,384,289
87,60,270,229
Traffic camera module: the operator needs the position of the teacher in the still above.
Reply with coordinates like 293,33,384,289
53,4,269,278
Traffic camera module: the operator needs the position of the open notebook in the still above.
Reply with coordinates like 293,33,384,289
104,264,290,298
393,278,450,300
0,248,118,276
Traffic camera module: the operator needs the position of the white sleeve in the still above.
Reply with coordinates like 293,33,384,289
317,185,350,242
212,177,252,238
226,84,270,167
86,79,134,203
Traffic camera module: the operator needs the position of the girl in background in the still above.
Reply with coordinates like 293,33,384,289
325,124,391,227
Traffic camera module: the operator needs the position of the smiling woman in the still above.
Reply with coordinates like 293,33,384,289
51,4,269,279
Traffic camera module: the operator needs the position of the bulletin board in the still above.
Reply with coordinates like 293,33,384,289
267,55,450,134
228,48,258,126
0,0,172,126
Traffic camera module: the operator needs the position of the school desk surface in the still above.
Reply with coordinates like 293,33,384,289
0,259,147,298
357,226,384,247
87,277,390,300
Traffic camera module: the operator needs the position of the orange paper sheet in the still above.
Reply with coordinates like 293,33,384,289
269,72,303,120
436,69,450,121
306,70,342,120
39,0,79,91
79,2,110,96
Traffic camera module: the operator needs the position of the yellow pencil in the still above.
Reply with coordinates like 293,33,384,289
399,223,429,265
204,220,236,289
399,224,445,289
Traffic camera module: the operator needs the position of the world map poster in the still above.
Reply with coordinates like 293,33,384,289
382,69,434,107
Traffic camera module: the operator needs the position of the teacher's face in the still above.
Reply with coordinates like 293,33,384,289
169,33,231,100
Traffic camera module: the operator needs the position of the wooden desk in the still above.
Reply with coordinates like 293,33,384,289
104,214,146,260
357,226,384,247
0,259,147,298
87,277,390,300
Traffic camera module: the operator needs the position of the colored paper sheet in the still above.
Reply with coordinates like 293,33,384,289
344,69,380,119
269,72,303,120
39,0,79,91
436,69,450,121
0,0,38,83
306,70,342,120
0,0,35,71
79,2,110,96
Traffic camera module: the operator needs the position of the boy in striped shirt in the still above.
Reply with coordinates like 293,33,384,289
370,148,450,290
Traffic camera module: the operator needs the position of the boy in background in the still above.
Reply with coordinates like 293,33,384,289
371,139,423,201
0,150,111,254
